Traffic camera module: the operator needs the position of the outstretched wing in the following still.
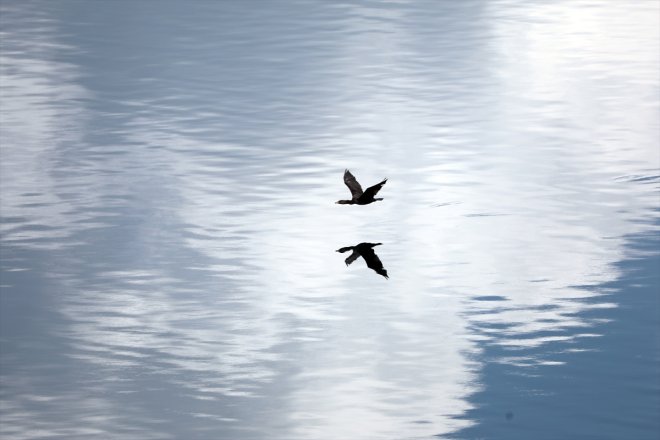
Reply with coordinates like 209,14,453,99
343,250,360,266
361,247,389,278
358,178,387,203
344,169,363,199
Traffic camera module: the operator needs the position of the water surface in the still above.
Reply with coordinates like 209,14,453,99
1,1,658,439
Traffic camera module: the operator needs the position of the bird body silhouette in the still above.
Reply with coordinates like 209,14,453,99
336,169,387,205
336,242,389,278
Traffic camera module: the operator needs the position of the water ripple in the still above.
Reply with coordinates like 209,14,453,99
1,0,658,439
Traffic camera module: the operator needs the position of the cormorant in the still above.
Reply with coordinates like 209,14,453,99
336,242,389,279
336,169,387,205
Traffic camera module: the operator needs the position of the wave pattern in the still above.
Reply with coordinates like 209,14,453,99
1,1,658,439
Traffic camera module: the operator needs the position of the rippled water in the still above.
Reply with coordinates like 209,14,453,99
1,1,658,439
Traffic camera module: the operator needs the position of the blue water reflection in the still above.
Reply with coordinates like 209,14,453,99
1,1,658,439
450,218,660,439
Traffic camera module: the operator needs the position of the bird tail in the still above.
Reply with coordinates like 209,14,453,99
336,246,354,253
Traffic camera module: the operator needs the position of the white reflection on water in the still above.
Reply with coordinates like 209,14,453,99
1,0,658,439
0,10,90,251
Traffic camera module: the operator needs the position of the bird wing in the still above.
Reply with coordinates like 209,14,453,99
361,247,389,278
344,250,360,266
344,169,363,199
358,178,387,203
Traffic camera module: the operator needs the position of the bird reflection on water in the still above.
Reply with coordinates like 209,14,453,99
336,242,389,279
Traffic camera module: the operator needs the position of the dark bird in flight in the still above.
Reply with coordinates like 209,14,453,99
336,242,389,279
336,169,387,205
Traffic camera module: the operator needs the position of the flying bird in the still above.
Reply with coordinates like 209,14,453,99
336,242,389,279
336,169,387,205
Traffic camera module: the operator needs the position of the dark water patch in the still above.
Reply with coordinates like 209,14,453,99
431,201,463,208
448,221,660,440
464,213,507,218
614,174,660,184
472,295,508,302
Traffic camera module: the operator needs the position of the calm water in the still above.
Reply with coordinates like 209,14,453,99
1,1,659,439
